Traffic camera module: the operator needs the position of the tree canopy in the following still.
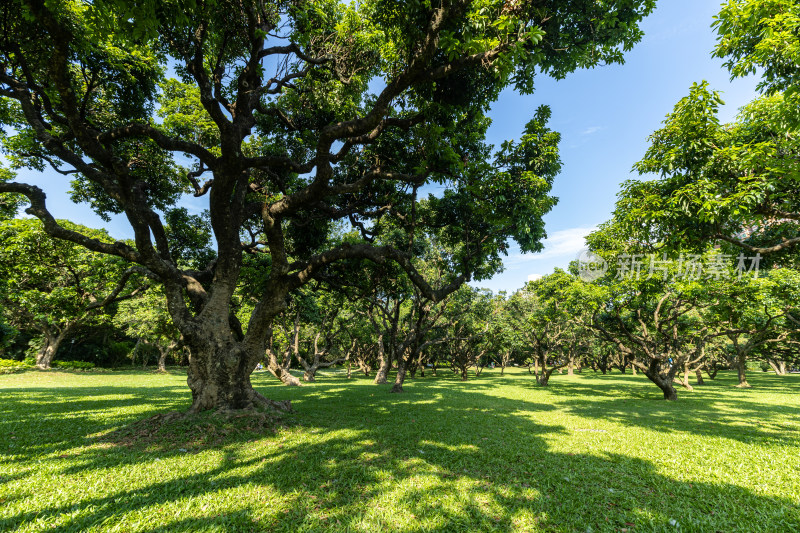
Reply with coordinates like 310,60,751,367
0,0,656,411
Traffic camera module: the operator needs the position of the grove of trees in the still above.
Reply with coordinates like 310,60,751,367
1,0,798,412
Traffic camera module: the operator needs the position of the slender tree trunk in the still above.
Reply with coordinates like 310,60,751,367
155,339,179,373
157,346,168,372
695,368,705,385
768,360,787,376
735,351,751,388
676,361,693,392
567,353,575,376
391,355,408,393
373,334,390,384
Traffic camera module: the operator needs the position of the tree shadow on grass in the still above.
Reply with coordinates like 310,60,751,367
0,382,189,461
1,371,798,531
530,372,800,447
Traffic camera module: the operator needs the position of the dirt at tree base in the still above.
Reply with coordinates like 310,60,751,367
99,407,291,451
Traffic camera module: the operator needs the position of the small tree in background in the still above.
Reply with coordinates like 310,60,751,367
0,218,144,368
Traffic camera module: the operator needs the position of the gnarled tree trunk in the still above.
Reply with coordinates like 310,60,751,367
186,333,291,413
264,312,302,387
266,348,302,386
36,326,71,370
641,359,678,400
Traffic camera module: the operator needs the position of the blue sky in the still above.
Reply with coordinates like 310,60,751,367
476,0,761,293
10,0,760,294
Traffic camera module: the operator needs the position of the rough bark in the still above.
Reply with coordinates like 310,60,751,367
187,336,291,413
0,2,492,414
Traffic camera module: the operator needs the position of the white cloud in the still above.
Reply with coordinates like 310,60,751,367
530,226,597,260
503,226,597,272
581,126,602,136
527,274,543,282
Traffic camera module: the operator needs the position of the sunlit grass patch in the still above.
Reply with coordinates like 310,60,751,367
1,368,799,531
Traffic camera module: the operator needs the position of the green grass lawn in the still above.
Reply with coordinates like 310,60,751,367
1,367,799,532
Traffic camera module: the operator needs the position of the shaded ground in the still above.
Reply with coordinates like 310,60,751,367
1,367,799,532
